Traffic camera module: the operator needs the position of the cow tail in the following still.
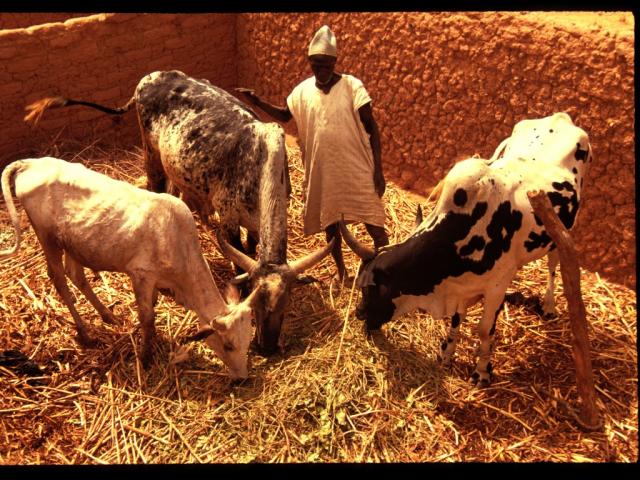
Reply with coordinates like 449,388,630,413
24,94,136,125
0,161,25,259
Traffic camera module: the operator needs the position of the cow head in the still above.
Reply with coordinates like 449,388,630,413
338,221,398,330
216,231,335,355
187,284,259,380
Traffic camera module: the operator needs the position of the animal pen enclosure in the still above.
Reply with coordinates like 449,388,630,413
0,12,636,463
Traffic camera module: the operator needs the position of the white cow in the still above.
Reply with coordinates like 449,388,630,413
341,112,592,386
1,157,255,379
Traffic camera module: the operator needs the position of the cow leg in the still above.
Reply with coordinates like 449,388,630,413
64,252,117,325
131,275,157,367
39,242,96,347
542,250,560,318
364,223,390,251
152,287,160,306
138,124,167,193
471,293,505,387
439,311,465,367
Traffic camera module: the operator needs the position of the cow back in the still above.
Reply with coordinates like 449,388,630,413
492,112,592,197
134,70,266,229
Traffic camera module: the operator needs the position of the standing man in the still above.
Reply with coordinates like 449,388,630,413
237,25,388,281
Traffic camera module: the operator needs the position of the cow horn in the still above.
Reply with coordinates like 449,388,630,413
338,221,375,261
414,205,423,229
215,230,259,273
425,180,444,204
230,272,250,285
289,238,335,275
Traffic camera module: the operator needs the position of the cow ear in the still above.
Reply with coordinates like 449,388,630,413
373,268,391,285
373,269,392,297
182,324,216,342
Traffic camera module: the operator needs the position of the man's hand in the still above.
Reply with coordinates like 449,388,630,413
235,90,293,123
235,87,259,105
374,170,386,197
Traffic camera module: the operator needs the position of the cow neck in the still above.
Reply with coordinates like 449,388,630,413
373,203,492,298
257,124,288,265
188,250,228,318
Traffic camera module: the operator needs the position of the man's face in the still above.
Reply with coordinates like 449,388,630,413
308,54,336,85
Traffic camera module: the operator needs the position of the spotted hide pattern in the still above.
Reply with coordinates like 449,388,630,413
24,70,336,357
135,70,288,264
355,112,592,386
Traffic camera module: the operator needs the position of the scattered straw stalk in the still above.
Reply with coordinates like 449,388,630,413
0,139,637,463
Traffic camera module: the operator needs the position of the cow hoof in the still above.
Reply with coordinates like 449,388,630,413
543,311,558,321
255,343,279,357
439,356,453,368
100,311,119,325
471,361,493,387
140,354,152,369
229,377,248,386
470,371,492,388
478,377,491,388
296,274,318,285
77,335,99,348
363,324,381,338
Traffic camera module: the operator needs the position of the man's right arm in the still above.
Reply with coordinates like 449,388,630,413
236,88,293,123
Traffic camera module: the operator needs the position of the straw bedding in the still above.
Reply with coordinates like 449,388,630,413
0,140,636,463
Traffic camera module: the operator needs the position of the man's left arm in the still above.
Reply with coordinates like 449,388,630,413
358,102,386,197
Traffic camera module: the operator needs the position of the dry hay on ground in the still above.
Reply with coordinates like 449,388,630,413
0,141,636,463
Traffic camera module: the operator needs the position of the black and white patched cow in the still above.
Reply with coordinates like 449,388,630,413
341,112,592,386
25,70,333,355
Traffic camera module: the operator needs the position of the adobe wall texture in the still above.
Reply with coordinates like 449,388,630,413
0,13,236,164
237,12,635,288
0,13,87,30
0,12,634,288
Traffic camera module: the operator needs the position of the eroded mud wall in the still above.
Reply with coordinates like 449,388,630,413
0,12,634,287
0,13,236,165
0,13,87,30
237,12,635,288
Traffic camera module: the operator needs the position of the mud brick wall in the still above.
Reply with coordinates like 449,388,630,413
0,13,236,165
0,13,87,30
0,12,634,288
236,12,635,288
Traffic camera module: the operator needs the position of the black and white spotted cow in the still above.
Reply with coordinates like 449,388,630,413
340,112,592,386
25,70,334,355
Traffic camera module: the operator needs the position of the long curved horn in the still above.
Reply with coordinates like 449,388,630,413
425,180,444,204
338,221,375,261
215,230,258,273
230,272,250,285
289,238,335,275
